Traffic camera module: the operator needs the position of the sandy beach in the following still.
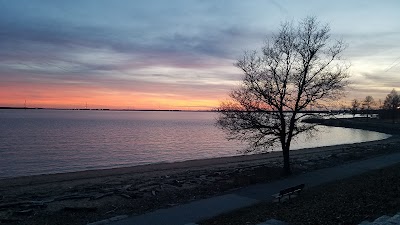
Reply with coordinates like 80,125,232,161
1,118,399,225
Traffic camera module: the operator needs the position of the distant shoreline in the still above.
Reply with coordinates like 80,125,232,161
1,106,220,112
1,107,370,113
0,107,184,111
305,117,400,135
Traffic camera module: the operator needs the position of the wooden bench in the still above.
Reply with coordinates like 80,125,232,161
272,184,305,202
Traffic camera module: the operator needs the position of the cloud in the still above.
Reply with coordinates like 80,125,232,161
0,12,255,104
0,14,258,72
360,72,400,86
1,0,399,108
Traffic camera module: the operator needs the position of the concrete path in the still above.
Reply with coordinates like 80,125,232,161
358,213,400,225
109,152,400,225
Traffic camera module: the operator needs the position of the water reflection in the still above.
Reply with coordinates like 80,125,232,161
0,110,390,178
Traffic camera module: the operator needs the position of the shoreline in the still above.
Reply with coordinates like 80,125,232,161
0,134,394,188
2,118,400,225
0,118,393,184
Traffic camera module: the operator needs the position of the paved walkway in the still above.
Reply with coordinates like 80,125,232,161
108,152,400,225
358,213,400,224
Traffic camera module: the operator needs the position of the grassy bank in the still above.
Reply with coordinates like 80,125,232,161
200,118,400,225
201,162,400,225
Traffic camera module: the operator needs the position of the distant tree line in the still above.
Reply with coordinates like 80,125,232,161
350,89,400,122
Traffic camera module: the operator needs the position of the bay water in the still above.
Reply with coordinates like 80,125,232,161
0,110,390,178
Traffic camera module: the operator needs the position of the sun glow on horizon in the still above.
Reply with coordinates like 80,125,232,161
0,83,222,110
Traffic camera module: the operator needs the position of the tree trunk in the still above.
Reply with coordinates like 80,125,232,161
282,146,291,176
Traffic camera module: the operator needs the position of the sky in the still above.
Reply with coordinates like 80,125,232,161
0,0,399,110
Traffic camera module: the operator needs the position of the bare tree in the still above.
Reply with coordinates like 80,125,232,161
362,96,375,119
217,17,349,175
383,89,400,122
350,99,360,118
377,99,383,110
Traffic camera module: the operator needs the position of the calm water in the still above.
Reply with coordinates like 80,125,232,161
0,110,390,178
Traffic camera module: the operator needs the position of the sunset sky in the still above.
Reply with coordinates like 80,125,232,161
1,0,399,110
